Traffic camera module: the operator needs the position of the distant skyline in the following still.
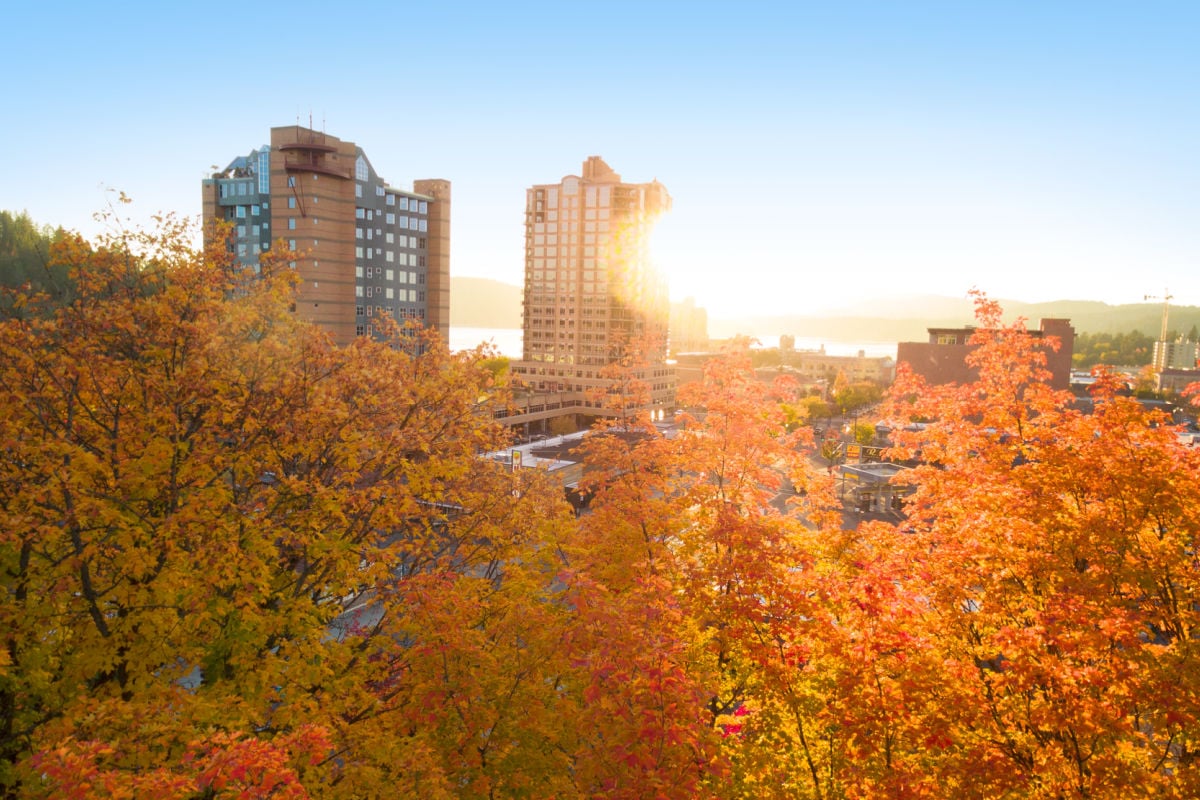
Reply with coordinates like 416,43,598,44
2,1,1196,318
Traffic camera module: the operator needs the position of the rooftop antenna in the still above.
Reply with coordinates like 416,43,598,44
1145,288,1173,342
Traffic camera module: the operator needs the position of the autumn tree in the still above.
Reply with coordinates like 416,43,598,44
0,212,583,798
870,294,1200,797
1133,363,1160,398
21,213,1200,800
566,339,858,798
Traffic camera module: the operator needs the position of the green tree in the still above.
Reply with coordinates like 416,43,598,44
832,373,883,415
1072,329,1156,368
852,420,875,444
0,210,69,308
798,394,833,421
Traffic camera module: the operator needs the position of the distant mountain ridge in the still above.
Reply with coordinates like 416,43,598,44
710,296,1200,341
449,279,1200,342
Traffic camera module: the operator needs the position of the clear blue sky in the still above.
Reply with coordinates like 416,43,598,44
2,1,1196,319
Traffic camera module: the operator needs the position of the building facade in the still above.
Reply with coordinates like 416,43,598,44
1153,339,1199,371
202,125,449,346
897,318,1075,390
510,157,675,421
787,349,895,384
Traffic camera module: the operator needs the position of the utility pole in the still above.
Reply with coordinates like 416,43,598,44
1145,289,1173,342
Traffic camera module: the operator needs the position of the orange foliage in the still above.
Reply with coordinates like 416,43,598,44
7,221,1198,800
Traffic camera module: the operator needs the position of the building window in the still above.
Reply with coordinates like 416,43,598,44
288,218,296,230
288,197,296,209
937,335,958,345
355,155,368,181
287,176,295,188
356,305,364,316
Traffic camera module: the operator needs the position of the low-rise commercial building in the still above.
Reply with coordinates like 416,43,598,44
897,318,1075,390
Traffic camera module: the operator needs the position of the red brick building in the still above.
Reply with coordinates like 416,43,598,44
897,318,1075,390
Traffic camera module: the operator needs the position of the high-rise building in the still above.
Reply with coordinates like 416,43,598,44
510,156,676,422
1153,339,1199,371
202,125,449,346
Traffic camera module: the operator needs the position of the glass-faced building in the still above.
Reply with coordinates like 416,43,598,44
202,125,449,346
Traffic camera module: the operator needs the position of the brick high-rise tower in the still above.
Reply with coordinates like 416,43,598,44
512,156,675,419
202,125,449,346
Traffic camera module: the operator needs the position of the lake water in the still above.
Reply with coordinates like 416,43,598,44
451,327,524,357
450,327,897,360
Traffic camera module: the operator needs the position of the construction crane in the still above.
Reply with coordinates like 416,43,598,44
1145,289,1173,342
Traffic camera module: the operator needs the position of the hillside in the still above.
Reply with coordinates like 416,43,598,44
448,278,1200,342
709,296,1200,341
